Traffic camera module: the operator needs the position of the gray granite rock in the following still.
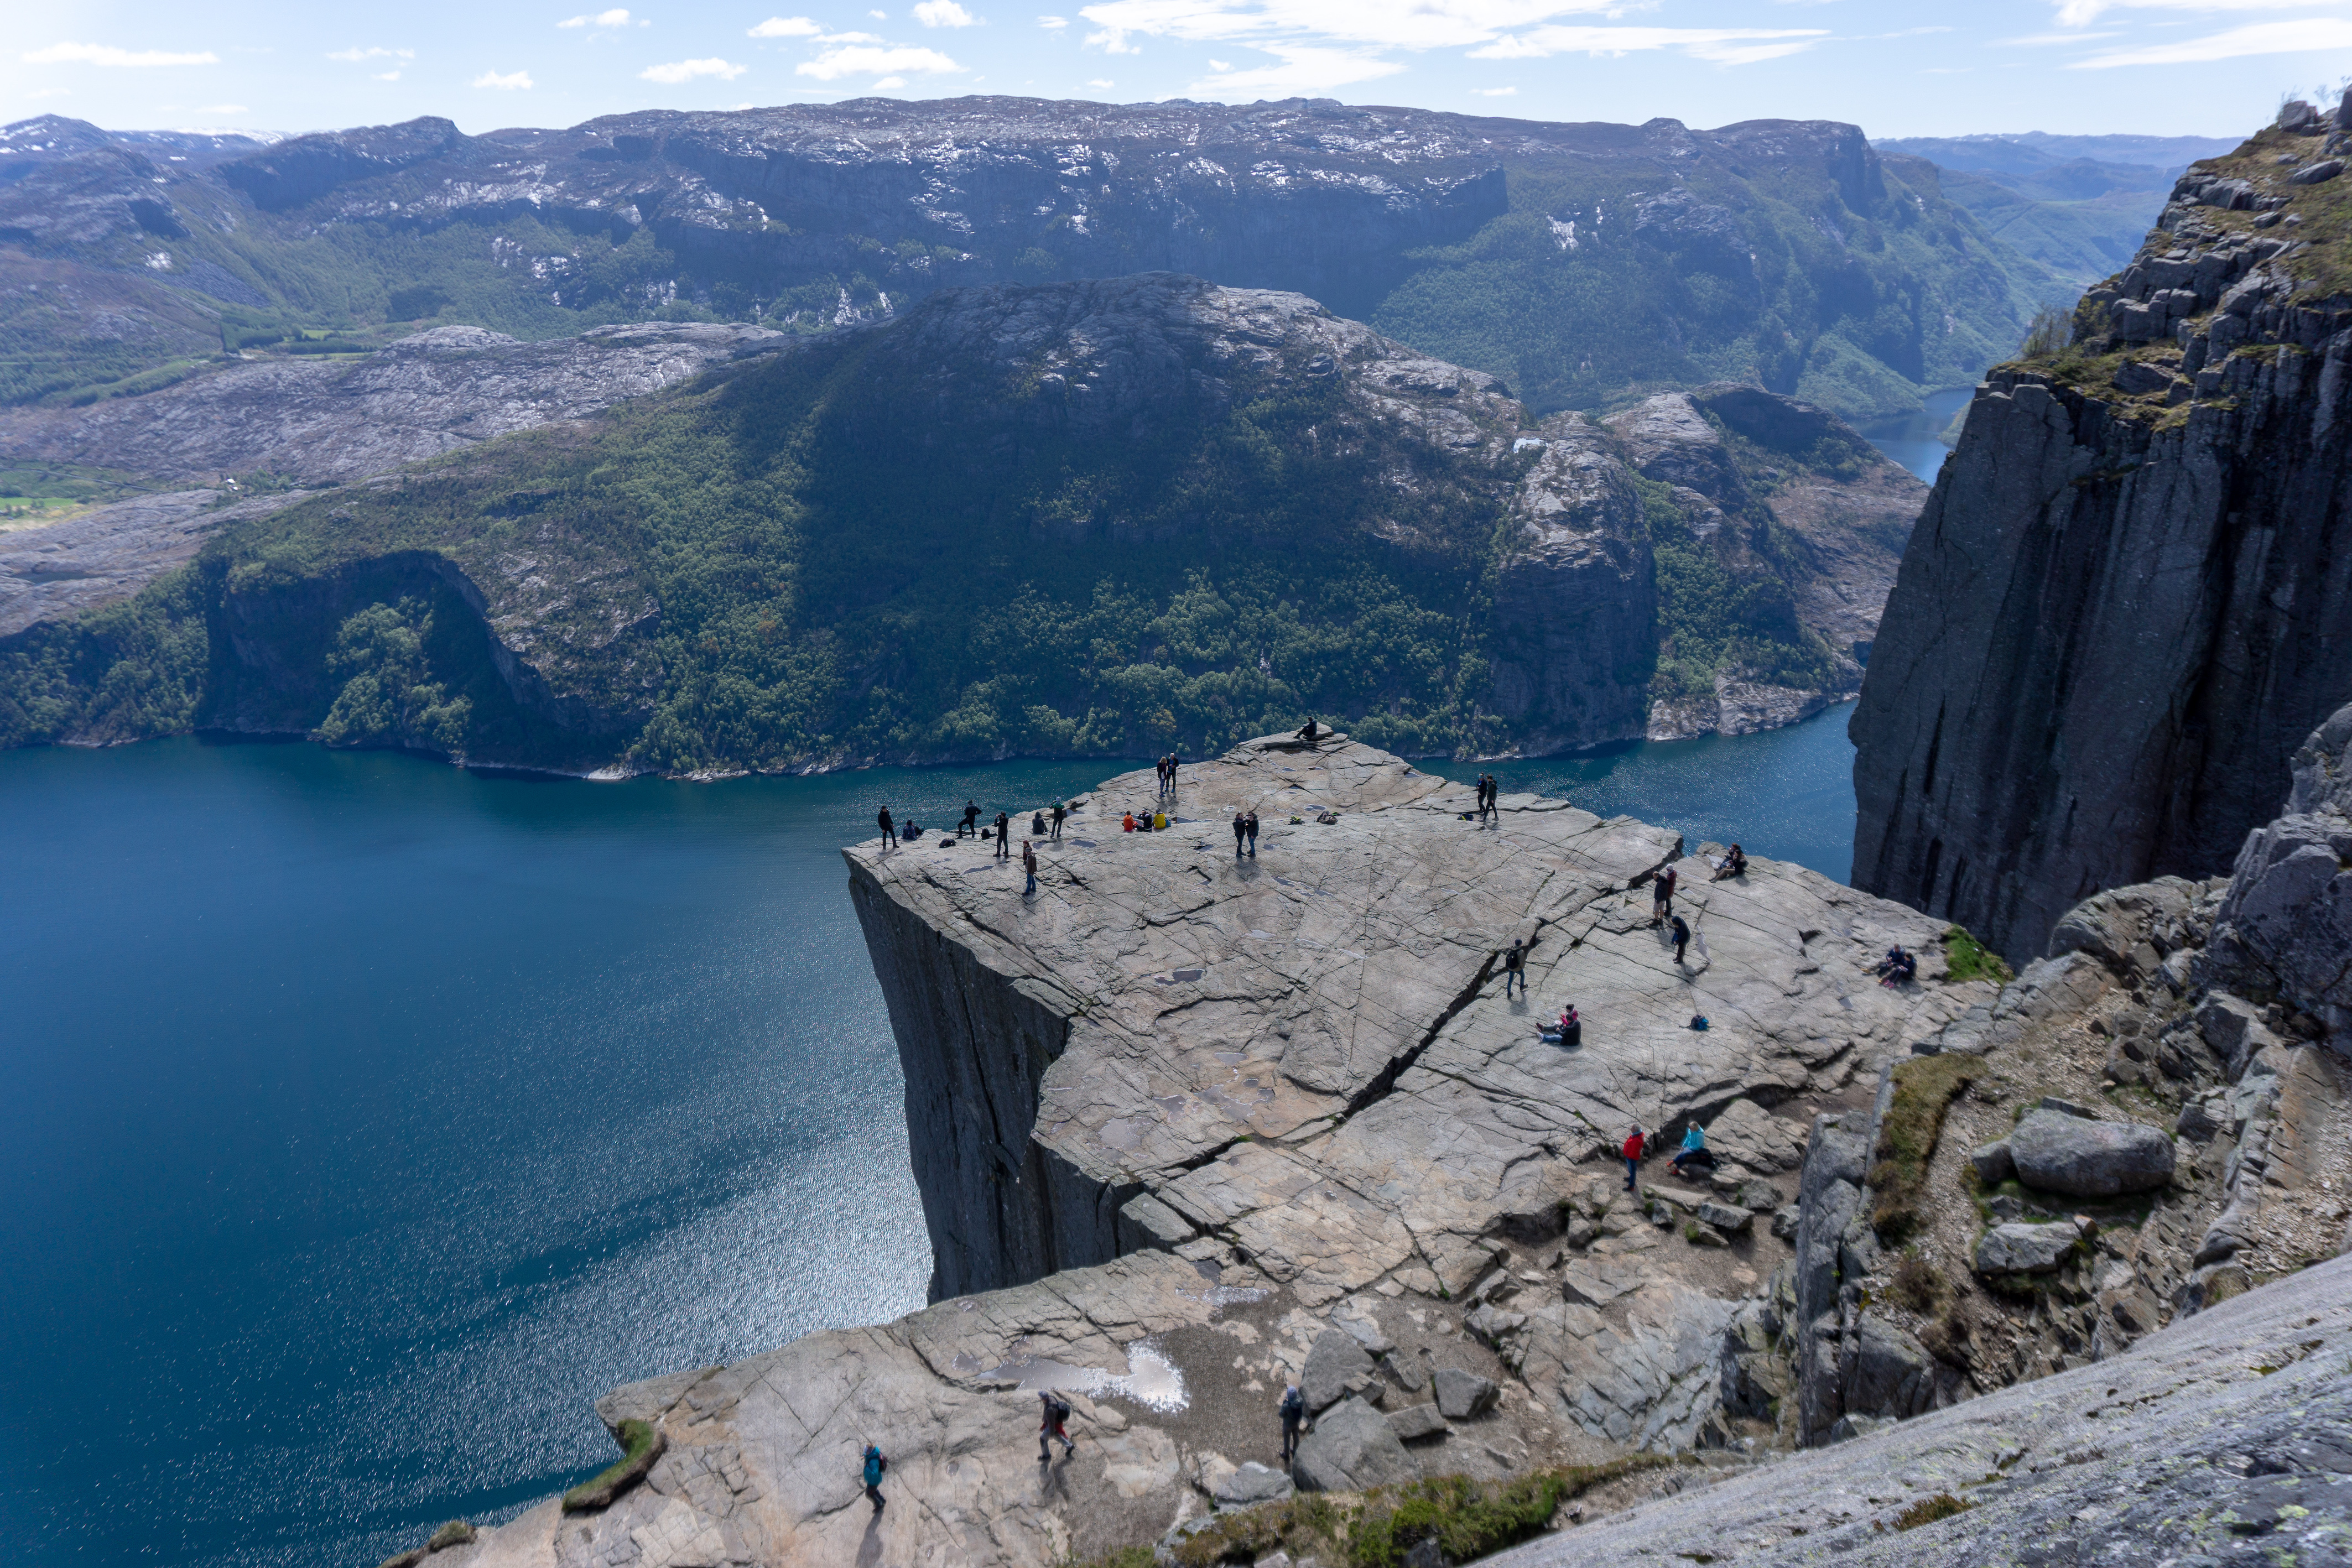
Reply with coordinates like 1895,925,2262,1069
1969,1139,2015,1185
1386,1403,1449,1442
1694,1201,1753,1235
2209,701,2352,1035
1293,1397,1417,1493
1214,1461,1295,1507
1432,1368,1498,1420
2009,1108,2176,1197
1302,1329,1377,1414
1975,1220,2086,1274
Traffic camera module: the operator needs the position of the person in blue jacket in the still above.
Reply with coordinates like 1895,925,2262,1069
862,1444,887,1513
1670,1122,1708,1175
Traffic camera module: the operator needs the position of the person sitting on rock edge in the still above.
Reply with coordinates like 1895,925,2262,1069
1295,716,1320,743
1713,843,1747,881
1279,1382,1305,1463
1123,810,1137,833
1542,1005,1580,1048
1671,1122,1708,1175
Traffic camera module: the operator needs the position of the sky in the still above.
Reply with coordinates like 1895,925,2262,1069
3,0,2350,143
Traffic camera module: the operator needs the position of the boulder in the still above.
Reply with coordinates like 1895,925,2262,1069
1213,1461,1295,1507
1970,1139,2015,1185
1695,1200,1754,1235
1771,1205,1799,1241
2277,98,2322,132
1684,1221,1729,1247
1432,1367,1499,1420
1705,1098,1807,1172
2289,159,2344,185
1846,1315,1939,1420
1302,1328,1377,1413
1386,1403,1449,1442
1975,1220,2085,1274
1292,1397,1417,1492
2008,1109,2175,1197
2036,1096,2094,1118
1737,1181,1780,1213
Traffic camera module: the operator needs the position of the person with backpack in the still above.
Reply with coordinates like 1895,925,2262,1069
1652,866,1677,925
1050,802,1066,841
1022,838,1038,897
1038,1390,1076,1462
862,1444,887,1513
1501,937,1526,999
1622,1124,1645,1191
1670,913,1691,966
1278,1381,1305,1463
876,806,894,850
995,811,1012,859
1243,809,1259,857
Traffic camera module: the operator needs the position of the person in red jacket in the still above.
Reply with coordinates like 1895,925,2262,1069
1622,1125,1645,1191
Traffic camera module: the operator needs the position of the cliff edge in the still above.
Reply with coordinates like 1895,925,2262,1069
1851,97,2352,961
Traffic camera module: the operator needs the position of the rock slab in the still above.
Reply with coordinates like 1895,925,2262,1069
2008,1108,2176,1196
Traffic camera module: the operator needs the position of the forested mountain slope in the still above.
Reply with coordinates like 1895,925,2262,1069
0,276,1921,773
0,98,2063,426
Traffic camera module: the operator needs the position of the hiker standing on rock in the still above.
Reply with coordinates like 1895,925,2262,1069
960,800,981,838
862,1445,887,1513
1622,1125,1645,1191
1039,1392,1076,1462
1243,809,1259,857
1279,1382,1305,1463
1671,913,1691,967
876,806,894,850
1023,838,1038,897
1232,810,1248,857
1502,937,1527,999
1050,801,1066,841
995,811,1012,859
1652,867,1678,925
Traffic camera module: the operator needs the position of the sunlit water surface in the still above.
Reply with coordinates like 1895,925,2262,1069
0,706,1855,1568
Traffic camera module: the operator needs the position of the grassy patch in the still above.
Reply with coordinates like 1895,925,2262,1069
424,1521,475,1550
1870,1054,1983,1243
1060,1550,1158,1568
1890,1250,1944,1315
1163,1457,1669,1568
1893,1493,1971,1531
561,1419,663,1513
1942,926,2013,984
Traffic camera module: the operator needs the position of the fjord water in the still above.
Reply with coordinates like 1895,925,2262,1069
0,705,1856,1568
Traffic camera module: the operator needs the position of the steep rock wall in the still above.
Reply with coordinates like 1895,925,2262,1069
1852,106,2352,961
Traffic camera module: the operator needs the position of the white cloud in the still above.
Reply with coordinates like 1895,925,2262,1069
915,0,977,23
1076,0,1627,55
872,74,909,86
1090,75,1116,84
1185,40,1401,93
1470,82,1514,93
818,29,887,41
28,86,70,97
472,67,535,86
1208,55,1231,66
1038,12,1068,23
797,42,965,75
23,41,220,66
2073,15,2352,64
1995,29,2121,44
559,8,639,26
750,15,823,34
1468,25,1827,64
327,46,414,61
641,55,748,81
2053,0,2335,25
1086,25,1144,50
376,69,402,79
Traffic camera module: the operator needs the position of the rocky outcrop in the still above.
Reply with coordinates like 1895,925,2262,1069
1851,103,2352,961
2208,700,2352,1034
3,275,1919,764
0,321,786,488
1493,1252,2352,1567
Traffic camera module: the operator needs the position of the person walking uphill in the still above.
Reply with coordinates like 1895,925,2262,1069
876,806,894,850
1279,1381,1305,1464
995,811,1012,859
862,1445,887,1513
1671,913,1691,967
1022,838,1038,897
1501,937,1526,998
1039,1391,1076,1462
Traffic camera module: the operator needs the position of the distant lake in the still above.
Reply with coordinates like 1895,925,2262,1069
0,705,1856,1568
1862,386,1976,485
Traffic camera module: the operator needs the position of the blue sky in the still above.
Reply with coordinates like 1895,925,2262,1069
4,0,2349,141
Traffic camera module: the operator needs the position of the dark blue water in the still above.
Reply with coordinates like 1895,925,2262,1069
1862,387,1977,486
0,709,1856,1568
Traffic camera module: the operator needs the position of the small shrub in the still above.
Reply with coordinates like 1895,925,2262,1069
1921,1303,1974,1367
2020,305,2072,360
1943,927,2013,984
1894,1493,1971,1531
1890,1251,1942,1315
562,1419,662,1512
424,1520,476,1551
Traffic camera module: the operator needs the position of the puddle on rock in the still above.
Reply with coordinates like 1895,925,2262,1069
975,1338,1193,1414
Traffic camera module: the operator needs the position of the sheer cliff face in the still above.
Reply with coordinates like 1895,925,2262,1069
1851,106,2352,962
